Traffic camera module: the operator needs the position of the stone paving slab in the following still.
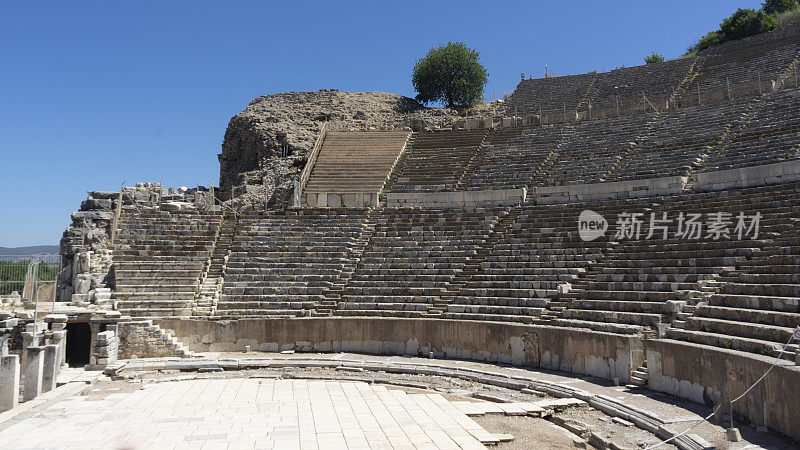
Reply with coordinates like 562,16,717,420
105,352,734,450
0,379,493,449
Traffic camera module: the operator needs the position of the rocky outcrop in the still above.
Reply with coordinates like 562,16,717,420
219,90,461,210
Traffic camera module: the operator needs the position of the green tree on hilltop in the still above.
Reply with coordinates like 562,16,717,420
412,42,488,108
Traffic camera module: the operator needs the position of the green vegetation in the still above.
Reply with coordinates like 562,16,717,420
0,260,59,295
687,2,800,54
644,52,665,64
412,42,488,108
719,8,776,40
763,0,798,14
776,5,800,26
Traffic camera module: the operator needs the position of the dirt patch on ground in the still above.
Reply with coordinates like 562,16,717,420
80,378,142,400
473,415,583,449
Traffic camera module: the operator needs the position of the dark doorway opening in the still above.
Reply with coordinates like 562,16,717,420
65,322,91,367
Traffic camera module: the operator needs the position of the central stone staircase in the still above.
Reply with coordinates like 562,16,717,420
303,130,411,205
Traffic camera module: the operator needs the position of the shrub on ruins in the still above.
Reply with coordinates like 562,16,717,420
719,8,776,41
762,0,799,15
412,42,488,108
688,7,777,54
691,30,724,53
644,52,665,64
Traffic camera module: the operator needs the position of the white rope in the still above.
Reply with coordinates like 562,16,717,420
644,333,796,450
728,333,796,417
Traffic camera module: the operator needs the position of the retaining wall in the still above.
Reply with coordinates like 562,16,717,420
386,188,526,208
646,339,800,441
154,318,642,383
531,176,688,204
305,192,378,208
694,159,800,192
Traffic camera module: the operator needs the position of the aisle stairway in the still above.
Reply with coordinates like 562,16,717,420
303,130,410,203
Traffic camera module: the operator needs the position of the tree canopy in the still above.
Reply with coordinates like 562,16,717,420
412,42,488,108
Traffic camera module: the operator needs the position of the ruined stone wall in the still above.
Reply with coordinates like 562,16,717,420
58,182,216,307
59,191,117,304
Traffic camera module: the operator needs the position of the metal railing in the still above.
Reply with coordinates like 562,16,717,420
294,121,328,207
0,257,60,300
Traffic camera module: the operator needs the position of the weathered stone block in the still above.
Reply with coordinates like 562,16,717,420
0,355,20,412
42,345,59,393
23,346,45,402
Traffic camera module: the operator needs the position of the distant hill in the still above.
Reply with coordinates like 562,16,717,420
0,245,59,256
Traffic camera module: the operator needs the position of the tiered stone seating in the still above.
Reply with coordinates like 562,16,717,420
680,22,800,106
588,58,695,110
665,183,800,356
441,203,628,324
216,209,368,318
505,24,799,118
336,207,502,317
607,98,753,181
702,89,800,171
504,73,595,115
466,124,566,191
556,184,798,335
304,131,410,195
113,208,222,318
385,130,488,193
531,114,657,187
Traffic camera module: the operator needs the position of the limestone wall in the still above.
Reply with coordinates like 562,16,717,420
305,192,378,208
694,159,800,192
531,176,688,204
386,188,526,208
646,339,800,440
155,317,642,383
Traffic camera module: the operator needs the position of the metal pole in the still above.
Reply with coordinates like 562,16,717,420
32,261,40,336
51,259,60,313
726,76,731,100
757,70,762,94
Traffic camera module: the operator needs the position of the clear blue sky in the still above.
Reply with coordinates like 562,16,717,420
0,0,763,247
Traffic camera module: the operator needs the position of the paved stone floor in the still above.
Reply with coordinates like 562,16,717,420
0,379,492,449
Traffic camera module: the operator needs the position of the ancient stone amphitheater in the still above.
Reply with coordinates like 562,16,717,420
4,22,800,449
